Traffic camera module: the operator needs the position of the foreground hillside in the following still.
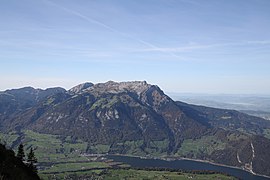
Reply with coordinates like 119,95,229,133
1,81,270,177
0,143,40,180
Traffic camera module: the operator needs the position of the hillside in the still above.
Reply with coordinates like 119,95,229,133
1,81,270,176
0,143,40,180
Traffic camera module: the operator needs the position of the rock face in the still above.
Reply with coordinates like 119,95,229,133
68,82,93,94
91,81,149,93
1,81,270,176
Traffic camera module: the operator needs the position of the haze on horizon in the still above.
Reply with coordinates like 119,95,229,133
1,0,270,94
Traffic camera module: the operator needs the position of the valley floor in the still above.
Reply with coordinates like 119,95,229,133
39,168,237,180
1,130,268,179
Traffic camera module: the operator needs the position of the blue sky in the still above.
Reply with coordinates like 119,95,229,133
1,0,270,94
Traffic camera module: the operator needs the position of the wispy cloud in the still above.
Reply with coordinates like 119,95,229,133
138,40,270,53
0,38,114,61
41,0,182,59
245,40,270,45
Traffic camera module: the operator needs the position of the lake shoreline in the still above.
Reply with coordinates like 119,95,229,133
107,154,270,179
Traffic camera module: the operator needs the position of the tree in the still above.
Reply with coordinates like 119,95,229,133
27,148,37,173
16,143,25,161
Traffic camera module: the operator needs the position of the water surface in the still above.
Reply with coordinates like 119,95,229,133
107,155,269,180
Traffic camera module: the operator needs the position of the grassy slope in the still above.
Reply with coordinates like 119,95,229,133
102,169,237,180
41,162,108,173
177,135,226,157
23,130,88,163
39,169,237,180
0,130,109,179
0,131,19,145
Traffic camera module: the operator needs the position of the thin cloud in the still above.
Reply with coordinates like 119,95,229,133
246,40,270,45
139,40,270,53
41,0,182,59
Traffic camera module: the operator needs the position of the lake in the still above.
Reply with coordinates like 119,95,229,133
107,155,269,180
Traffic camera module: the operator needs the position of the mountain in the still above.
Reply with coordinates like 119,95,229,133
0,86,66,130
176,101,270,136
1,81,270,176
170,93,270,113
0,143,40,180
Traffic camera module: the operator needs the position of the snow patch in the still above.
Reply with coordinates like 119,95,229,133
96,111,101,118
237,153,242,164
140,114,147,120
114,109,119,119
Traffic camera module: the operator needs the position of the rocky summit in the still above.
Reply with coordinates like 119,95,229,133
1,81,270,176
83,81,153,98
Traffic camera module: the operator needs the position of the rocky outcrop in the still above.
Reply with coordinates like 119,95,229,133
68,82,93,94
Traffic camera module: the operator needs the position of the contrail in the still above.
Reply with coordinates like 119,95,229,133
41,0,181,59
43,0,119,34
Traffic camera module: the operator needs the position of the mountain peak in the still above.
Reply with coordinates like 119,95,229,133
87,81,151,96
